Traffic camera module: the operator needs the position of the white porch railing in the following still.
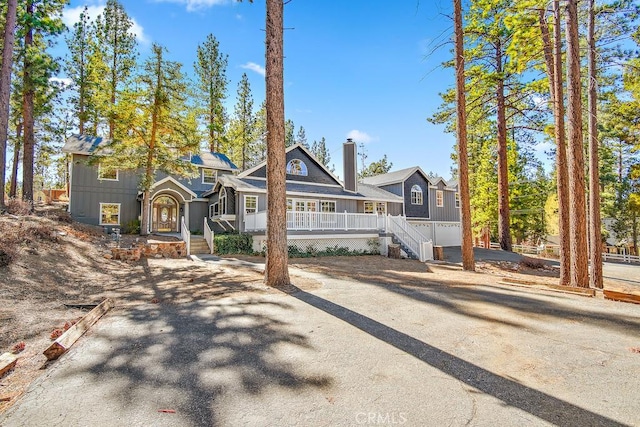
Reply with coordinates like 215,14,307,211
602,252,640,264
242,211,434,261
181,216,191,256
244,211,383,232
203,217,214,254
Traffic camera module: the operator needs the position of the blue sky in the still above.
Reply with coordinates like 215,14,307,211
59,0,464,179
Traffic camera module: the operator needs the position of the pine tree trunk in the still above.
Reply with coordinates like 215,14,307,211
22,0,35,207
9,123,21,198
588,0,603,289
264,0,291,286
0,0,18,210
496,40,512,252
454,0,475,271
540,3,571,286
565,0,589,287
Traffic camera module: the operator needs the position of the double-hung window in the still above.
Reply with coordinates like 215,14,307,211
245,195,258,214
202,169,216,184
99,203,120,225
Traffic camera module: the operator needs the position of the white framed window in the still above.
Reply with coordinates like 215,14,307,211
209,202,219,218
411,185,423,205
436,190,444,207
99,203,120,225
364,201,374,214
202,169,217,184
286,159,308,176
364,201,385,214
219,188,227,215
320,201,336,213
245,195,258,214
286,198,293,211
455,192,460,208
98,163,118,181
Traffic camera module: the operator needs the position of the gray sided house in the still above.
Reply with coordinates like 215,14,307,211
361,167,462,246
62,135,237,235
205,141,405,254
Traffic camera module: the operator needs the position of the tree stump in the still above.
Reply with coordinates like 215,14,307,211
388,244,401,259
433,246,444,261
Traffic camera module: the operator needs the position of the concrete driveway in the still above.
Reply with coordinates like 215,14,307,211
2,258,639,427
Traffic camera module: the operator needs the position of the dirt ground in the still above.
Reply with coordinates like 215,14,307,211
0,210,636,414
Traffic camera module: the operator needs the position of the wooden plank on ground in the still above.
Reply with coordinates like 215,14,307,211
0,353,18,377
498,279,595,297
603,290,640,305
63,302,99,310
43,298,114,361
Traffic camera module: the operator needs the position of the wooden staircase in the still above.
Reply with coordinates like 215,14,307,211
189,235,211,254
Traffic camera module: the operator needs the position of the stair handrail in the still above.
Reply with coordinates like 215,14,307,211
203,217,214,254
386,215,431,261
181,216,191,256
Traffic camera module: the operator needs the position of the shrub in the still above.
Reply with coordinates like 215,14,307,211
123,219,141,234
214,233,253,254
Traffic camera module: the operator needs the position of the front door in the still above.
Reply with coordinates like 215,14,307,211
153,196,178,232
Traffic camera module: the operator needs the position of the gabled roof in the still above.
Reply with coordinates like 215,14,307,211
206,173,403,203
360,166,432,186
151,176,197,199
62,134,238,170
238,143,343,187
430,176,458,190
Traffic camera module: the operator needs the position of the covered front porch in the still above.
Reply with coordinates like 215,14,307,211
244,211,385,232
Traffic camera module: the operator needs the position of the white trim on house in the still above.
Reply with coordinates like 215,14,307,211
152,188,191,203
151,176,197,199
99,202,121,225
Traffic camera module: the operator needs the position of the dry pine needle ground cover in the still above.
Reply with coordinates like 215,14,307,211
0,208,302,413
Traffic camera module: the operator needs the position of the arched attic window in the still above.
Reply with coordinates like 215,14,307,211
411,185,423,205
286,159,308,176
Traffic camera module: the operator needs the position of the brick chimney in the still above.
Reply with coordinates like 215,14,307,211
343,138,358,193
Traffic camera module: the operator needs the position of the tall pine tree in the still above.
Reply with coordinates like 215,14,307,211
194,34,228,153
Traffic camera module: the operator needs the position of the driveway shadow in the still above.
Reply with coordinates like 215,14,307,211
289,287,629,427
